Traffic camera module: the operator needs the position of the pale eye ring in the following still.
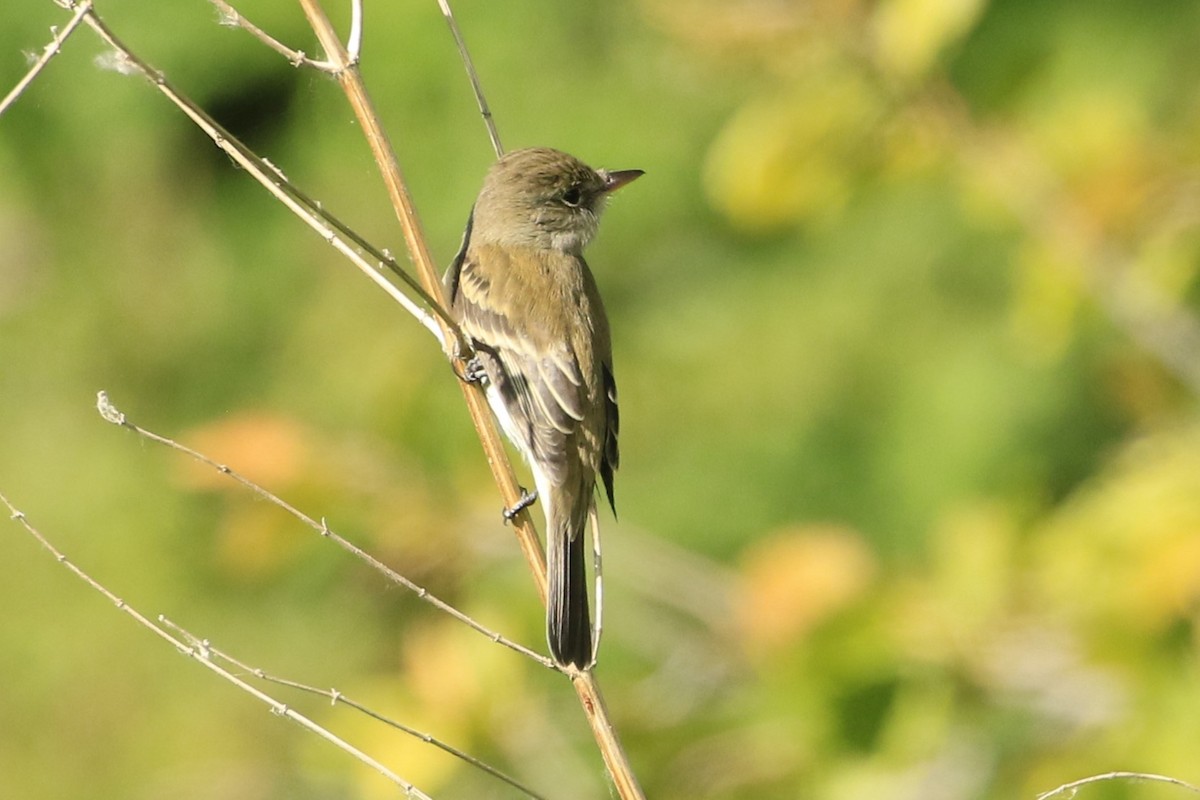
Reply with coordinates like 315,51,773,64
561,186,583,207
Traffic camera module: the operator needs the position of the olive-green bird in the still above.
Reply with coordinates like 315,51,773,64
445,147,642,669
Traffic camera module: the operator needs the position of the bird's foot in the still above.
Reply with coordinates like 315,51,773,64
462,355,487,384
503,488,538,522
451,355,484,386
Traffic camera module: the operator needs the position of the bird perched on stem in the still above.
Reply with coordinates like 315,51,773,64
445,147,642,669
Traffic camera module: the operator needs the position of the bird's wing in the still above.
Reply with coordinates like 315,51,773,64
600,361,618,515
450,246,587,485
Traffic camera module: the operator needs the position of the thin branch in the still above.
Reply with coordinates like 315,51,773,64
0,492,433,800
209,0,361,70
293,4,647,796
0,0,93,117
95,391,553,669
159,617,549,800
208,0,333,70
1037,771,1200,800
436,0,503,157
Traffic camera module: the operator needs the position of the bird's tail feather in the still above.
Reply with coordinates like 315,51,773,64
547,519,592,669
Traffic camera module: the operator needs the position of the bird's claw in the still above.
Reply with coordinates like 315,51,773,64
462,355,487,384
503,488,538,522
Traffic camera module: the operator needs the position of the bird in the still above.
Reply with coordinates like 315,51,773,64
444,147,642,669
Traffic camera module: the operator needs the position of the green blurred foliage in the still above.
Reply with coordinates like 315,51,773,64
2,0,1200,798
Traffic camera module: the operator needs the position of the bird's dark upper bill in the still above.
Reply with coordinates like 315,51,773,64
602,169,644,193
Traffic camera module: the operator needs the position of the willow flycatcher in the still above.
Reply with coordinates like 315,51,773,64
445,147,642,669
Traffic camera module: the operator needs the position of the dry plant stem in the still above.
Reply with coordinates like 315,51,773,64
436,0,503,157
0,0,93,116
1037,771,1200,800
294,3,647,797
159,617,548,800
95,392,552,668
0,492,433,800
65,0,455,343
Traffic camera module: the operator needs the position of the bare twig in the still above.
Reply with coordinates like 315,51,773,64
210,0,362,69
0,491,433,800
159,617,548,800
437,0,503,157
1037,771,1200,800
0,0,93,117
96,391,553,668
208,0,332,70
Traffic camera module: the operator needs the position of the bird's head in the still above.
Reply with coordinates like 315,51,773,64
472,147,642,252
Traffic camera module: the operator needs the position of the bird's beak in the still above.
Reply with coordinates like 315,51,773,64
601,169,644,193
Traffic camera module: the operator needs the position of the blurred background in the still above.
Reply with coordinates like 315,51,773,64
3,0,1200,798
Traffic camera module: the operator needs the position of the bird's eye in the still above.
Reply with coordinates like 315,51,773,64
561,186,583,207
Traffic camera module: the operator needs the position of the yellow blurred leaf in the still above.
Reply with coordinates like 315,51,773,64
212,500,306,581
1032,91,1146,181
704,73,875,231
640,0,812,51
735,524,877,657
1131,532,1200,623
872,0,985,80
176,412,313,490
878,102,956,179
403,621,484,721
929,503,1018,631
400,612,525,727
334,676,465,800
1009,236,1085,363
1034,424,1200,631
342,613,530,798
1028,90,1157,233
889,503,1018,665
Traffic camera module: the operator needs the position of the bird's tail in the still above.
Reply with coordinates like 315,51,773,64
547,511,592,669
